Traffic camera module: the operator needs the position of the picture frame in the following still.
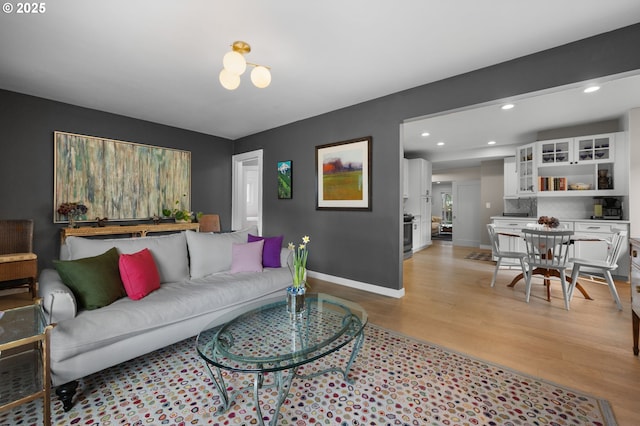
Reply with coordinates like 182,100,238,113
316,136,372,210
54,131,191,223
277,160,292,199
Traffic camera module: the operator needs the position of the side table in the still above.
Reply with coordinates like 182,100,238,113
0,299,53,425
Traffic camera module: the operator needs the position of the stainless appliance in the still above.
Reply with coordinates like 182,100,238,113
403,214,413,259
592,197,623,220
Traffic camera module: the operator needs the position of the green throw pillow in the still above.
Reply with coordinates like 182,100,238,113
54,247,126,310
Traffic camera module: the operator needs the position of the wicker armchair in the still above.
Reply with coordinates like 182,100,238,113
0,219,37,299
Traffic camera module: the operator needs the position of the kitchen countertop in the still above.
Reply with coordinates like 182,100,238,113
491,216,630,224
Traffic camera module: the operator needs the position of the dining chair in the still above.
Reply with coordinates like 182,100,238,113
198,214,221,233
568,229,627,310
486,224,528,287
0,219,38,299
522,228,574,310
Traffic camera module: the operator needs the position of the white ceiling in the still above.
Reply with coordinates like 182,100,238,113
403,72,640,171
1,1,639,141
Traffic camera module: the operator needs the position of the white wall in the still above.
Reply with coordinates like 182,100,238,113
629,108,640,236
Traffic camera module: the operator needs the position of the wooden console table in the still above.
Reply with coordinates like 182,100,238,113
60,222,200,243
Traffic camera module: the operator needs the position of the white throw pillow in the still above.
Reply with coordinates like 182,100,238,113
185,226,257,278
65,232,189,283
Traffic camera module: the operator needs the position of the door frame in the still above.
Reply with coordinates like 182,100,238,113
232,149,263,233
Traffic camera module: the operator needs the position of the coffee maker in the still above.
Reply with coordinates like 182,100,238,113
592,197,623,220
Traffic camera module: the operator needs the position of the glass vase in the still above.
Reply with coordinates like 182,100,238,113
286,285,306,314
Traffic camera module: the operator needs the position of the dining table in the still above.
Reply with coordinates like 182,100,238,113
498,230,602,302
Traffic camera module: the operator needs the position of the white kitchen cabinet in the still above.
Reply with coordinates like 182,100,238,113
403,158,409,199
538,138,572,166
503,157,518,199
527,132,627,197
407,158,432,250
516,143,536,195
412,218,421,251
573,134,615,164
538,134,614,167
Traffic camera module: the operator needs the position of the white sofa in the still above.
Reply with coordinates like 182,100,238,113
38,228,291,410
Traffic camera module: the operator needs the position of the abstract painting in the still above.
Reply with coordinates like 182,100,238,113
54,131,191,223
316,136,372,210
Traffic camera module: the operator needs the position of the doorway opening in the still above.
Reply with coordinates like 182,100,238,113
232,150,263,233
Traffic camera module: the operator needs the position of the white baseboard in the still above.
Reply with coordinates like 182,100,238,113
307,270,405,299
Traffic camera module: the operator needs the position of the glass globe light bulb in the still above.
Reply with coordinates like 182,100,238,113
222,51,246,75
251,66,271,89
219,68,240,90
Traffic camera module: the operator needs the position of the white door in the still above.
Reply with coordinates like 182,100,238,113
452,180,480,247
232,150,263,233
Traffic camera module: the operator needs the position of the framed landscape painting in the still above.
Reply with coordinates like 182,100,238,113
277,160,292,199
316,136,372,210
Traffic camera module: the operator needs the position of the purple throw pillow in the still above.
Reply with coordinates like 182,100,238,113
248,234,284,268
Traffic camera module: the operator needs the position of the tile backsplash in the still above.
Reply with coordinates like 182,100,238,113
505,197,621,220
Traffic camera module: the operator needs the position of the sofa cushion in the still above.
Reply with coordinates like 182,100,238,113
50,266,292,363
185,227,256,278
65,233,189,284
53,247,126,310
230,240,264,273
119,248,161,300
248,234,284,268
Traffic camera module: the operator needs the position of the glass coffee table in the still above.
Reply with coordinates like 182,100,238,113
196,293,367,426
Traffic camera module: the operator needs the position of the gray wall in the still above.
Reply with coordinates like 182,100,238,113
234,23,640,291
2,23,640,291
0,90,233,270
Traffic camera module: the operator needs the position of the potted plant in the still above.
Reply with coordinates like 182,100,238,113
162,196,199,223
287,235,310,314
57,202,88,228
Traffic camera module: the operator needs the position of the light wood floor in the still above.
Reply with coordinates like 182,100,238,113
2,244,637,424
309,241,640,426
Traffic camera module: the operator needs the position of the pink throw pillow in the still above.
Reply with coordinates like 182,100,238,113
248,234,284,268
119,248,161,300
230,240,264,273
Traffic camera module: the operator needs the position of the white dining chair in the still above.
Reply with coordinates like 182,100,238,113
522,228,574,310
486,224,528,287
568,229,627,310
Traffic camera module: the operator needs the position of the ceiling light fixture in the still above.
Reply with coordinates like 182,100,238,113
488,140,496,145
584,85,600,93
501,103,515,110
219,41,271,90
437,141,445,146
421,132,430,137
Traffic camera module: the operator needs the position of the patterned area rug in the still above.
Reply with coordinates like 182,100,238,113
3,324,616,425
464,251,494,262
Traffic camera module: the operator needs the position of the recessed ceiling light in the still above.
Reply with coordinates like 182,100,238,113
437,141,445,146
584,86,600,93
488,141,496,145
421,132,430,137
501,104,515,110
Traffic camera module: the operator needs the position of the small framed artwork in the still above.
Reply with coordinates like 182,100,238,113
316,136,372,210
277,160,292,199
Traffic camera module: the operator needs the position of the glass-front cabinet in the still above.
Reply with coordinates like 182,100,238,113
574,134,614,164
538,134,615,167
517,143,536,194
515,132,626,197
539,139,571,166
